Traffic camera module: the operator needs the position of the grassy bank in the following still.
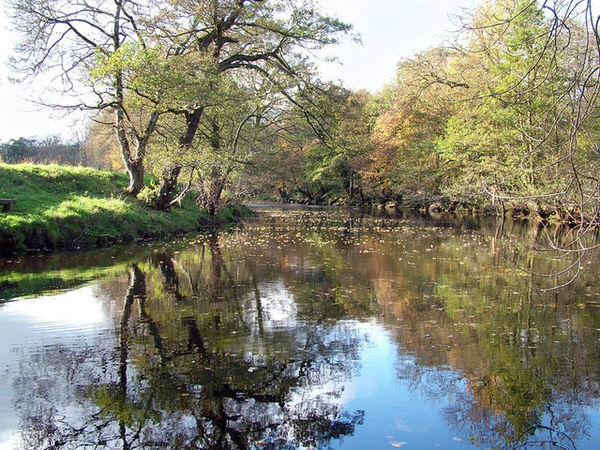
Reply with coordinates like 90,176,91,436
0,163,247,254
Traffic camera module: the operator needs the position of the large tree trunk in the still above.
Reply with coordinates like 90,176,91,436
115,126,146,197
154,166,182,211
297,186,314,204
115,73,145,196
206,167,226,216
154,109,204,210
195,164,231,216
278,184,291,203
123,157,145,196
206,181,225,216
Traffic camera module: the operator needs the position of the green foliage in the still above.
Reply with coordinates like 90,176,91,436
10,0,600,221
361,48,455,206
0,163,243,254
247,85,373,205
10,0,353,201
307,0,600,217
429,0,600,216
0,137,81,165
0,138,37,163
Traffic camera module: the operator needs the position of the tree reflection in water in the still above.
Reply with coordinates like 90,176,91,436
12,235,366,449
7,208,600,449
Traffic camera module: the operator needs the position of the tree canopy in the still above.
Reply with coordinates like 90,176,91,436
9,0,353,205
7,0,600,230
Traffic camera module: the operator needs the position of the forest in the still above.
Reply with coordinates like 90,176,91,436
3,3,600,447
2,0,600,226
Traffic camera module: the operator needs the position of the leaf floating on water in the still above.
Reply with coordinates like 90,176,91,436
390,442,407,447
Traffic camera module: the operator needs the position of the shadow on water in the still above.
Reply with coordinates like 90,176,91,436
2,207,600,448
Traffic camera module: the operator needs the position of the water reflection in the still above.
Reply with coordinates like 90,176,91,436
1,207,600,449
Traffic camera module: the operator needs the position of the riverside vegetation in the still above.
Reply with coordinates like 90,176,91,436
1,2,600,447
1,0,600,252
0,163,248,254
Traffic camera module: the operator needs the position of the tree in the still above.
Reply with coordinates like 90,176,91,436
248,84,373,205
10,0,352,206
439,0,600,229
0,136,83,164
8,0,352,208
144,0,353,210
363,48,459,207
82,110,123,169
9,0,166,194
147,72,282,212
436,1,571,213
0,137,37,163
293,85,374,205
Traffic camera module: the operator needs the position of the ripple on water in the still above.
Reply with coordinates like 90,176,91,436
0,285,113,360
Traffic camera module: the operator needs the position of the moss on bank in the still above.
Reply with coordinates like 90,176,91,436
0,163,248,254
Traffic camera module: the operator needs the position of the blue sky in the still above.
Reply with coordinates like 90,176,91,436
0,0,472,142
317,0,474,91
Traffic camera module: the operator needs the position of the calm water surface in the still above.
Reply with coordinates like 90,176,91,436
1,207,600,449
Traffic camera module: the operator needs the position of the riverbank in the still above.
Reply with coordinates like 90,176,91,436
264,193,565,223
0,163,248,255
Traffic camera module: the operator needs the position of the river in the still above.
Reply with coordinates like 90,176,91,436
1,206,599,449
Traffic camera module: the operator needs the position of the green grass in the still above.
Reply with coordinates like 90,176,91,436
0,163,247,254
